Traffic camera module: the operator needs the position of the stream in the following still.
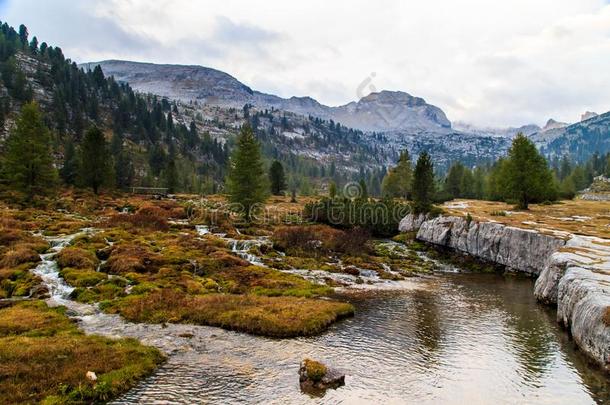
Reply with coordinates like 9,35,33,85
30,228,610,404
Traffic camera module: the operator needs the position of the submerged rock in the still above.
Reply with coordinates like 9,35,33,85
299,359,345,395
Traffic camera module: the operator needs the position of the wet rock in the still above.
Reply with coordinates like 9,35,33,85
403,213,610,373
535,235,610,373
96,245,113,260
299,359,344,395
398,213,429,233
29,284,50,299
415,215,565,275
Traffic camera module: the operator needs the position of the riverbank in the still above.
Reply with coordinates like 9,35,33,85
0,300,164,403
400,199,610,373
0,191,441,402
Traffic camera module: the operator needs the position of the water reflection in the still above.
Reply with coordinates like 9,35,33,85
113,273,608,404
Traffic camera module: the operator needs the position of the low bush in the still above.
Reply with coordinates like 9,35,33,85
0,246,40,267
272,224,369,256
56,247,99,270
106,205,169,231
304,197,410,237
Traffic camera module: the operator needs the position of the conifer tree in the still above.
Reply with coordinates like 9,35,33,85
269,160,286,195
504,133,556,209
358,178,368,200
382,150,412,198
165,142,178,194
411,152,435,213
4,102,56,198
80,126,110,194
60,138,78,186
226,124,268,220
110,132,134,189
329,181,337,198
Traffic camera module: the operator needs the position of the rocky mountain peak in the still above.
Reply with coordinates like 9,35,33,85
542,118,569,132
581,111,598,122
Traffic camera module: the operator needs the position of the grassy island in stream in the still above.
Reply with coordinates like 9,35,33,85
0,301,164,404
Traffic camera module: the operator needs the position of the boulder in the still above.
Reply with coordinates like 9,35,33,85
29,284,50,299
299,359,344,395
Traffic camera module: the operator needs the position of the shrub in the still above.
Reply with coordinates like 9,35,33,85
272,224,369,256
106,205,169,231
102,244,161,274
56,247,98,270
0,247,40,267
304,197,410,237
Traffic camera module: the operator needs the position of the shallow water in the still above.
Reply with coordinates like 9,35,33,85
29,230,608,404
111,273,609,404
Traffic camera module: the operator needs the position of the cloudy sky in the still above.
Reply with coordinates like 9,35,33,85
2,0,610,127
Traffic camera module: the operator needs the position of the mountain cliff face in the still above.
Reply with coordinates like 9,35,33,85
85,60,450,134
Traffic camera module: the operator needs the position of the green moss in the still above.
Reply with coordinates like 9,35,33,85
303,359,327,382
0,301,164,404
108,290,355,338
60,268,107,287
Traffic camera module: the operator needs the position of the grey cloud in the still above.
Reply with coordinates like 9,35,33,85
213,16,280,45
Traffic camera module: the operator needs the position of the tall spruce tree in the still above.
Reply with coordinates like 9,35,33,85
504,133,556,209
60,138,79,186
165,141,178,194
3,102,56,198
411,152,435,213
110,132,134,189
226,124,268,220
269,160,286,195
382,150,412,198
80,126,110,194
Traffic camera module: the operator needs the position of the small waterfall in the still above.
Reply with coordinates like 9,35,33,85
31,229,98,314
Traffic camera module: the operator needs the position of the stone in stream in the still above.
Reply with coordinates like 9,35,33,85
299,359,345,396
29,284,50,299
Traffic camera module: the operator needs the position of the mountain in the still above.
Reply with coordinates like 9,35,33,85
84,60,451,134
452,121,540,138
541,118,569,132
581,111,598,121
531,112,610,162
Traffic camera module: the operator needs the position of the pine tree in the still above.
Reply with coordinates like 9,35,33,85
3,102,56,198
329,181,337,198
226,124,268,220
444,162,465,198
165,142,178,194
269,160,286,195
358,178,368,200
411,152,435,213
382,150,412,198
80,126,110,194
503,133,556,209
110,132,134,189
60,138,78,186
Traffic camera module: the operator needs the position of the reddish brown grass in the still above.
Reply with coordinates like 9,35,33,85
55,247,99,270
113,289,354,338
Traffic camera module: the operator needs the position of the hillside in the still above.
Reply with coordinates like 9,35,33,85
531,111,610,162
85,60,451,134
